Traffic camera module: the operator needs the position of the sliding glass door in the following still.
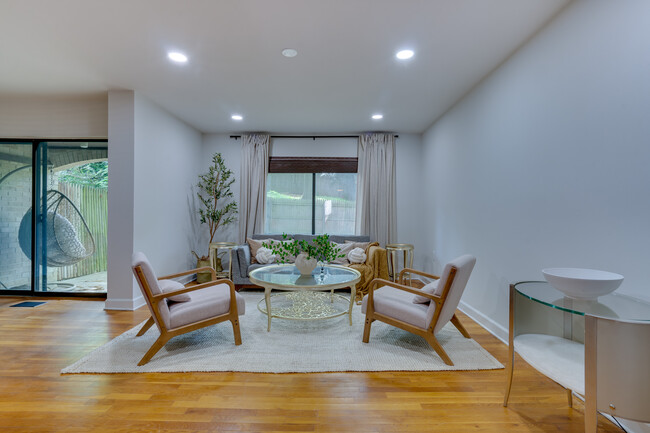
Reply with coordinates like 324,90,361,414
39,142,108,294
0,139,107,296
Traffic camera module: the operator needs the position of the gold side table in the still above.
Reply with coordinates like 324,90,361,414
385,243,414,283
209,242,237,280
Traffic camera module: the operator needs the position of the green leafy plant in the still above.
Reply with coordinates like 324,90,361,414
194,153,238,260
59,162,108,189
263,233,345,264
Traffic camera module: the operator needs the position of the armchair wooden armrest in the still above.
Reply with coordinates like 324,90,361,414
397,268,440,285
158,266,217,281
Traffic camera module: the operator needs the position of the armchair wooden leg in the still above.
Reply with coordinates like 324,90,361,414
451,314,471,338
138,334,170,366
231,317,242,346
136,317,155,337
426,335,454,366
362,316,373,343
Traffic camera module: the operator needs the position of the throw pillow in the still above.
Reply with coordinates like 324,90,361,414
330,242,357,265
412,280,439,304
255,247,276,264
247,238,296,264
247,238,273,264
345,240,370,251
348,247,367,264
159,279,191,302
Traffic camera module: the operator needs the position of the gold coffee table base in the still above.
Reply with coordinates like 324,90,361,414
257,291,351,321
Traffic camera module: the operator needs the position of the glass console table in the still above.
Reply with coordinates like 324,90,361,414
503,281,650,419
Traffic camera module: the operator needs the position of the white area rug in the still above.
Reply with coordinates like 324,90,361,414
62,293,503,374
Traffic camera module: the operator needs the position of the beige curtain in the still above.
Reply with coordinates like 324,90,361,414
239,133,269,242
355,132,396,246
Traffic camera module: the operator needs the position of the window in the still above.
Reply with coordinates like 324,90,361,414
265,157,357,235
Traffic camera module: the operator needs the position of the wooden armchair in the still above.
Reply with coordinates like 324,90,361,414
362,255,476,365
132,252,244,366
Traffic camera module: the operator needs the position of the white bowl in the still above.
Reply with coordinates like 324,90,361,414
542,268,624,300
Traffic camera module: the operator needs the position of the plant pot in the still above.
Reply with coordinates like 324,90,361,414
196,258,213,283
294,252,317,275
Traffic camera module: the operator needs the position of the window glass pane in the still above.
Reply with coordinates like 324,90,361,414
265,173,313,234
0,142,32,291
42,143,108,293
315,173,357,235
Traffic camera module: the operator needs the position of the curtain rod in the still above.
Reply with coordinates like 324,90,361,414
229,134,398,140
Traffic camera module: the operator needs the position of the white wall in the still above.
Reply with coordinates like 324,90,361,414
393,134,425,269
421,0,650,340
0,95,107,138
271,137,357,158
106,90,202,310
133,94,203,271
201,133,425,261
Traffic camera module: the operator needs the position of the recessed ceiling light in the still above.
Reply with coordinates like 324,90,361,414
231,114,243,121
168,51,188,63
282,48,298,58
396,49,414,60
372,114,384,120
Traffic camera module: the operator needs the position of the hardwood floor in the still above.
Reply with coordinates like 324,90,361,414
0,295,621,432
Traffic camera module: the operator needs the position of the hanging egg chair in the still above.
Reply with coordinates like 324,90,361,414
18,190,95,267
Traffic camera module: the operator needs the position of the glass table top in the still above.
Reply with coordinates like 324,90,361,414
250,264,360,288
514,281,650,321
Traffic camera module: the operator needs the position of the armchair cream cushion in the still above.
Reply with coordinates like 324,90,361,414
168,283,245,329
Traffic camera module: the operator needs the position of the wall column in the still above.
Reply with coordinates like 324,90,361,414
105,90,143,310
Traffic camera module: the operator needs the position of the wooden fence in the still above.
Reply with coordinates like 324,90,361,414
56,182,107,280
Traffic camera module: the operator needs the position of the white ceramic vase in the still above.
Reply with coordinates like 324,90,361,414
294,252,317,275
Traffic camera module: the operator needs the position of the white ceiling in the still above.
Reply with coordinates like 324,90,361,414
0,0,569,134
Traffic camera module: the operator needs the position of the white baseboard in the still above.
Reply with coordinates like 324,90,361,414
104,295,145,311
458,300,508,345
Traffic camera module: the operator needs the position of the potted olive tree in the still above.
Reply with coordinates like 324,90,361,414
193,153,238,282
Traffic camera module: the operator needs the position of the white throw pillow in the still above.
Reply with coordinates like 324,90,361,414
159,279,191,302
412,280,440,304
330,242,356,265
347,247,367,264
255,247,276,264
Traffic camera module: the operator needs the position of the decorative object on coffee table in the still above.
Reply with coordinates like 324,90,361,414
192,153,238,282
263,233,345,276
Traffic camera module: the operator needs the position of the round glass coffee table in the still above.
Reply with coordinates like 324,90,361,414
249,264,361,331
